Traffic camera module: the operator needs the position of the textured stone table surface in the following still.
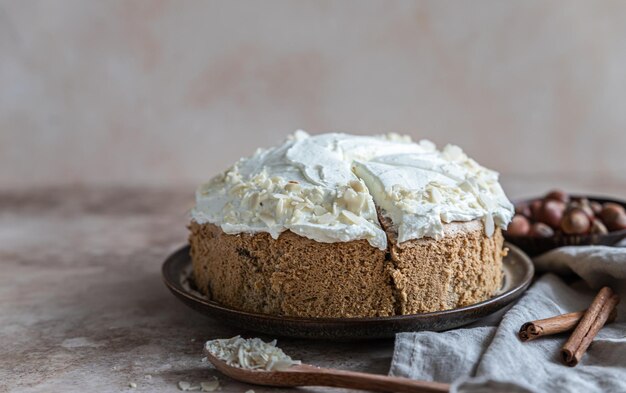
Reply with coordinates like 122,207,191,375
0,187,393,393
2,183,624,393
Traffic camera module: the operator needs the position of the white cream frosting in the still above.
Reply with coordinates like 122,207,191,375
192,131,514,250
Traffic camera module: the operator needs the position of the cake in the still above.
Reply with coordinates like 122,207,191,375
189,131,513,318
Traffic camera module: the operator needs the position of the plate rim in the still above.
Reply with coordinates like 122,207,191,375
162,241,534,324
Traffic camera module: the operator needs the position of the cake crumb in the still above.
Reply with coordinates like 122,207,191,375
200,377,220,392
178,381,200,391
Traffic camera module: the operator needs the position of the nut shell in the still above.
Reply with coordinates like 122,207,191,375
507,215,531,236
590,201,603,216
530,200,543,221
590,220,609,235
569,201,595,221
606,213,626,231
545,190,570,203
601,203,625,225
529,222,554,238
561,208,591,235
538,200,566,229
514,203,532,219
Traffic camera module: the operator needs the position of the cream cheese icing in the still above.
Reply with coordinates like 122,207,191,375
191,131,514,249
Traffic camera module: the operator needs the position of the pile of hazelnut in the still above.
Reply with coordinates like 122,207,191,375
507,190,626,237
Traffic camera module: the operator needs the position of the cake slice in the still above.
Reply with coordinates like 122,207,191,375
189,131,513,317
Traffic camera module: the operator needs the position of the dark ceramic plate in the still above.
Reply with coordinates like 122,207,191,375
162,243,533,340
505,195,626,257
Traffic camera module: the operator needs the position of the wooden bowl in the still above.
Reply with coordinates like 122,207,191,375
504,195,626,257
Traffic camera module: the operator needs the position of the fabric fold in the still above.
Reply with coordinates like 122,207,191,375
389,245,626,393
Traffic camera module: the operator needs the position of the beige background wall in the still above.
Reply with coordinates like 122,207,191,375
2,1,626,193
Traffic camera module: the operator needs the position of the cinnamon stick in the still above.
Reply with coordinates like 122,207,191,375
519,308,617,342
561,287,621,367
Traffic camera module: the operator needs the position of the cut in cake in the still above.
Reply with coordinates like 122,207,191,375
189,131,513,318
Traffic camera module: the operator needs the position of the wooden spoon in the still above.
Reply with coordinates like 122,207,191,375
205,353,449,393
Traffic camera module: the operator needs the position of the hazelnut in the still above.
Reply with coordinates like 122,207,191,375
606,213,626,231
590,201,603,216
590,220,609,235
545,189,570,203
538,200,566,229
527,200,541,221
600,203,625,225
561,208,591,235
530,222,554,238
514,202,532,218
580,205,596,221
507,215,531,236
568,201,595,221
581,205,595,221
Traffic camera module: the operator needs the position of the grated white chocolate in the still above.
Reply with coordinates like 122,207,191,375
204,336,300,371
192,131,514,249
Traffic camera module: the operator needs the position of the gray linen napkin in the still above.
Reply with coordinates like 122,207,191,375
389,245,626,393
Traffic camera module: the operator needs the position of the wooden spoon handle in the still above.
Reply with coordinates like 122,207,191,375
291,365,450,393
